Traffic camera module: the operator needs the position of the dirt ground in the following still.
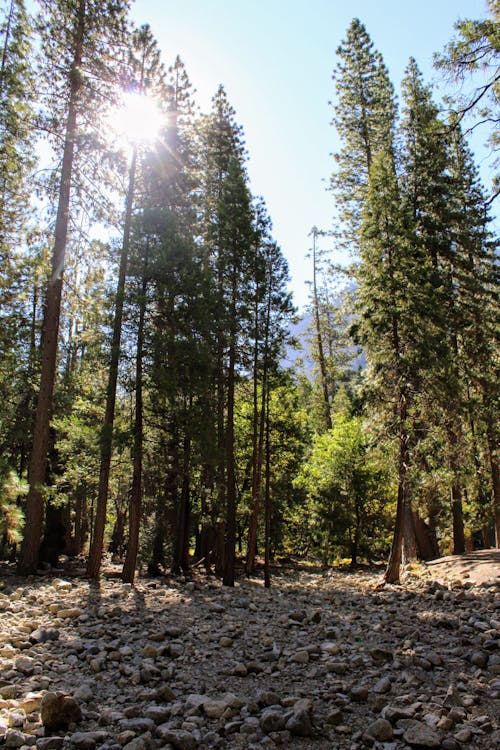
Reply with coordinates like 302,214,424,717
422,548,500,586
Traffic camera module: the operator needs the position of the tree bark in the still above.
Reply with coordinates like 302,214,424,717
264,382,271,589
223,267,237,587
310,227,331,430
486,422,500,547
246,263,271,576
87,146,137,579
122,245,148,584
384,391,410,584
17,0,86,574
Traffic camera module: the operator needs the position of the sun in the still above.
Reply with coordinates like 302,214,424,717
108,91,165,146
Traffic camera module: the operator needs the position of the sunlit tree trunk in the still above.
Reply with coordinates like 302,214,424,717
17,0,85,574
87,146,137,579
122,245,148,583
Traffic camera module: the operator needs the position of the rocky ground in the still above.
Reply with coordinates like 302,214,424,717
0,554,498,750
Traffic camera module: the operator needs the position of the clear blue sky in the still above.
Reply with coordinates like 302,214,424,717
132,1,491,309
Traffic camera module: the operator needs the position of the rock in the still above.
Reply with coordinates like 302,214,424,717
123,737,153,750
285,708,313,737
143,705,171,723
68,731,108,749
118,718,155,734
403,720,441,748
290,650,309,664
36,738,65,750
260,709,286,734
155,726,197,750
41,692,82,731
454,726,473,743
350,684,368,702
363,718,393,742
373,676,392,694
470,651,488,668
5,729,33,748
20,692,43,713
73,684,94,703
56,608,83,619
29,628,59,645
202,699,228,719
15,656,35,675
326,708,343,725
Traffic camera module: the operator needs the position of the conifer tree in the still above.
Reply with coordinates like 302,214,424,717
87,23,166,579
198,87,256,585
331,18,397,245
18,0,130,574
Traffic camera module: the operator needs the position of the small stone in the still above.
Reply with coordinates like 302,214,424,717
260,709,286,734
155,726,196,750
5,730,31,748
350,684,368,702
68,731,108,749
373,676,392,694
290,651,309,664
56,608,83,619
74,685,94,703
41,692,82,731
454,726,473,743
20,693,43,713
36,738,65,750
15,656,35,676
403,720,440,748
364,718,393,742
285,708,313,737
470,651,488,668
143,705,171,723
29,628,59,645
326,708,343,725
118,718,155,733
202,700,228,719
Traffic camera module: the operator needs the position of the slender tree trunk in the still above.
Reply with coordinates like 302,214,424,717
486,422,500,547
122,246,148,583
17,0,85,574
223,277,237,587
172,428,192,574
385,390,410,584
246,269,271,575
447,425,466,554
310,226,331,430
264,383,271,589
0,0,14,97
87,146,137,579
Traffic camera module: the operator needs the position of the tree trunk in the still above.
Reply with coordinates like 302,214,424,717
17,0,85,574
447,425,466,554
384,391,410,584
487,425,500,547
264,383,271,589
310,227,331,430
172,429,192,574
246,267,271,576
122,246,148,584
222,302,237,586
87,146,137,579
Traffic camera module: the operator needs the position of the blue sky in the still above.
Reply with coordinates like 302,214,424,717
133,1,491,309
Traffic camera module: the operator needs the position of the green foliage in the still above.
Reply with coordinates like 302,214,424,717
294,415,392,564
0,463,27,549
435,0,500,192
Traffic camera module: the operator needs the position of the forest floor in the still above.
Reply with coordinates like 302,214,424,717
0,552,498,750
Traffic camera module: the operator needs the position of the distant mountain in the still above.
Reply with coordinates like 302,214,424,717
282,314,365,375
